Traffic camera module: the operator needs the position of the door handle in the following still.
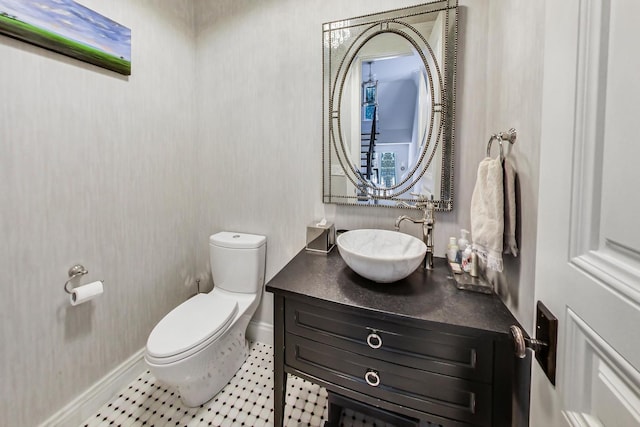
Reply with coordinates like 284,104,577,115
510,325,548,358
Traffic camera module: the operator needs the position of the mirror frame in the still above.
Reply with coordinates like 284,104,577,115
322,0,458,210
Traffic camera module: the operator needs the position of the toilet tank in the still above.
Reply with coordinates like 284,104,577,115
209,232,267,294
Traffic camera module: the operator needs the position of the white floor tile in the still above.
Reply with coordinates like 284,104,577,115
81,342,398,427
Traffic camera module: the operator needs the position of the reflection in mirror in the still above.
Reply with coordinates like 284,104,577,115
323,1,458,210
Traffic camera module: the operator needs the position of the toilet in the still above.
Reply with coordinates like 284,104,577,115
145,231,267,407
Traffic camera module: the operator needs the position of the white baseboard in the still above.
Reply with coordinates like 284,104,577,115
40,348,146,427
41,322,272,426
247,320,274,346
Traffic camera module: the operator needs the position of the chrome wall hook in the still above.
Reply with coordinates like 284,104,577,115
64,264,88,294
486,128,517,159
498,128,517,145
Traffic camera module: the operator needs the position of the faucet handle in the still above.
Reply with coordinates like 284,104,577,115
410,193,434,210
397,193,435,213
420,196,436,222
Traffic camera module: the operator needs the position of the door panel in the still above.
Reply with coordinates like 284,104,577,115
532,0,640,425
563,309,640,426
599,0,640,252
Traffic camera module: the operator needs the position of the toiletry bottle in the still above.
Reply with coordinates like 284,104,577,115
456,229,470,264
461,246,473,272
447,237,459,262
470,250,479,277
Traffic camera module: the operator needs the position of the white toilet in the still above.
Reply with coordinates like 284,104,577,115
145,231,267,407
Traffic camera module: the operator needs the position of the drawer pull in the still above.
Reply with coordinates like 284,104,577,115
364,370,380,387
366,332,382,349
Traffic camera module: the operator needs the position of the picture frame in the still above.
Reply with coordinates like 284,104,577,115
362,80,377,106
0,0,131,75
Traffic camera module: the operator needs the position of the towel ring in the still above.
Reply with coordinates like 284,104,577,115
486,136,504,158
486,128,517,159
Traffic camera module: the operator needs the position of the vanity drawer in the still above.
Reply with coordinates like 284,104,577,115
285,299,493,383
286,335,492,426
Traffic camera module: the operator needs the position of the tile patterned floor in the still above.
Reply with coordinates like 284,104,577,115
81,342,395,427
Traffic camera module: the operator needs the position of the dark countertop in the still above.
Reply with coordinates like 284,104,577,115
266,248,520,337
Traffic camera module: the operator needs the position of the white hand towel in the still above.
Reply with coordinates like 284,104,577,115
471,156,504,272
503,158,518,257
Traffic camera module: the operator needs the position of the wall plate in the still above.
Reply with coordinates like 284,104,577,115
536,301,558,385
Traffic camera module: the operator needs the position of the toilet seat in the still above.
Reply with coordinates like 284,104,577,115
146,293,238,365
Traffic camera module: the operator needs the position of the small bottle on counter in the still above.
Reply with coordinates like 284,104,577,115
470,250,479,277
461,246,473,272
447,237,459,262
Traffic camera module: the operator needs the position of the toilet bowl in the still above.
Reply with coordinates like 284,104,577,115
145,232,266,407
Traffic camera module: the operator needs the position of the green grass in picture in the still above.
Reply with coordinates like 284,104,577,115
0,13,130,75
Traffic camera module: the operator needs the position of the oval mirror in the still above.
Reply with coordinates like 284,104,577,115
323,1,457,210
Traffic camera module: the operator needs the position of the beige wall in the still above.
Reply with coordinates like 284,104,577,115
1,1,544,425
192,0,440,328
0,1,197,426
484,0,544,332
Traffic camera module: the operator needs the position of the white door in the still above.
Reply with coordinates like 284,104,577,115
531,0,640,425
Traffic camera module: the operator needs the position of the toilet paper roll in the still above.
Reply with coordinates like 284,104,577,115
69,280,103,306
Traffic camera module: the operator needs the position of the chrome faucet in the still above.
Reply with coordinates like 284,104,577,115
394,194,436,270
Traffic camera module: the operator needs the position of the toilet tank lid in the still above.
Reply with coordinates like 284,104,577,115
210,232,266,249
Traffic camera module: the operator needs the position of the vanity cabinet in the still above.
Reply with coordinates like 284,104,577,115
266,250,527,427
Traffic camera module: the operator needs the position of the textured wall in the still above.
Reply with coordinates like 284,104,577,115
484,0,545,332
1,1,544,425
192,0,449,327
0,1,197,426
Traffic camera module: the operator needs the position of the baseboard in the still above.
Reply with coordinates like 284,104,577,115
40,348,146,427
41,323,272,426
247,320,274,346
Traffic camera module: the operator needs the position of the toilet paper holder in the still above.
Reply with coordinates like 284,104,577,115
64,264,100,294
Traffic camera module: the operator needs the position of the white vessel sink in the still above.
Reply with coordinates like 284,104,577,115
336,229,427,283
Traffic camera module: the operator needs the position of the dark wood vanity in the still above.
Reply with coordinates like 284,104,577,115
266,249,527,427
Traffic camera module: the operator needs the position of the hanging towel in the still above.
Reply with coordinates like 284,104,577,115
503,158,518,257
471,156,504,272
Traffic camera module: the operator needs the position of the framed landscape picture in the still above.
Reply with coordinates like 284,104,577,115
0,0,131,75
